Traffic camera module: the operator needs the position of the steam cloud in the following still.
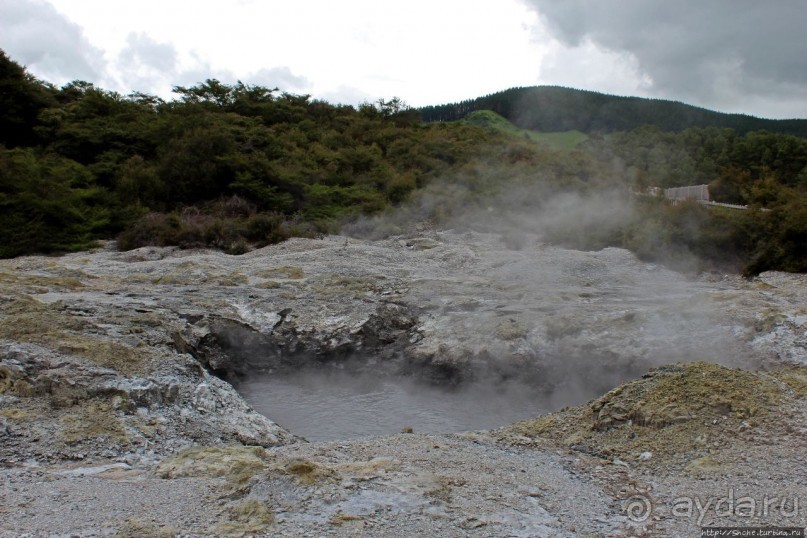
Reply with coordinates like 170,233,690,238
233,168,765,440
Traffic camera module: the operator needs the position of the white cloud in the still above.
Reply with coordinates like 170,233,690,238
1,0,804,118
250,67,310,94
33,0,544,105
318,85,374,107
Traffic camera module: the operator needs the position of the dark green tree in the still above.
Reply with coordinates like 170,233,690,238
0,49,56,147
0,147,109,256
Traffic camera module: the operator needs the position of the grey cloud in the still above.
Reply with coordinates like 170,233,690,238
522,0,807,118
112,32,181,95
118,33,178,74
0,0,104,83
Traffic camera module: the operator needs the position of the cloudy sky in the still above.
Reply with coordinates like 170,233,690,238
1,0,805,119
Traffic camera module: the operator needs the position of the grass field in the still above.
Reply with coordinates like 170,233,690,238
463,110,588,149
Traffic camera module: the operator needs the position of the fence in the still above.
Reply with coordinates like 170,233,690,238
664,185,710,202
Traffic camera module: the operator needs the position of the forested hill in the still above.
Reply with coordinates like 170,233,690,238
2,48,806,275
419,86,807,136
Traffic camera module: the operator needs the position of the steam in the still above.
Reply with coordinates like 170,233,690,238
339,168,760,405
233,165,765,440
344,172,637,251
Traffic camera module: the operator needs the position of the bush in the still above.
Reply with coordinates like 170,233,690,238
244,212,288,245
116,212,179,250
116,206,293,253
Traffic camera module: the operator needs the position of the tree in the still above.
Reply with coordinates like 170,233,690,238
0,147,109,256
172,79,235,107
0,49,56,147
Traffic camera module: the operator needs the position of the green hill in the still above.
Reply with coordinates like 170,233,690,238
463,110,587,149
420,86,807,137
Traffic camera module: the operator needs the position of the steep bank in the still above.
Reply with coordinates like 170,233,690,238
1,232,806,535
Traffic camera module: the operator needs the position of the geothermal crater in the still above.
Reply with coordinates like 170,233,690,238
2,232,806,536
167,229,789,442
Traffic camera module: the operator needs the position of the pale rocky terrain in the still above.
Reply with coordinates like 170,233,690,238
1,230,806,536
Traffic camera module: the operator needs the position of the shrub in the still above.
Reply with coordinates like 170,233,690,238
117,207,293,252
116,212,179,250
244,212,288,245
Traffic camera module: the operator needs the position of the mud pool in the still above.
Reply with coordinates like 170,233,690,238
235,369,557,441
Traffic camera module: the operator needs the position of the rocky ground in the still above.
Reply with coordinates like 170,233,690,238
1,230,806,536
